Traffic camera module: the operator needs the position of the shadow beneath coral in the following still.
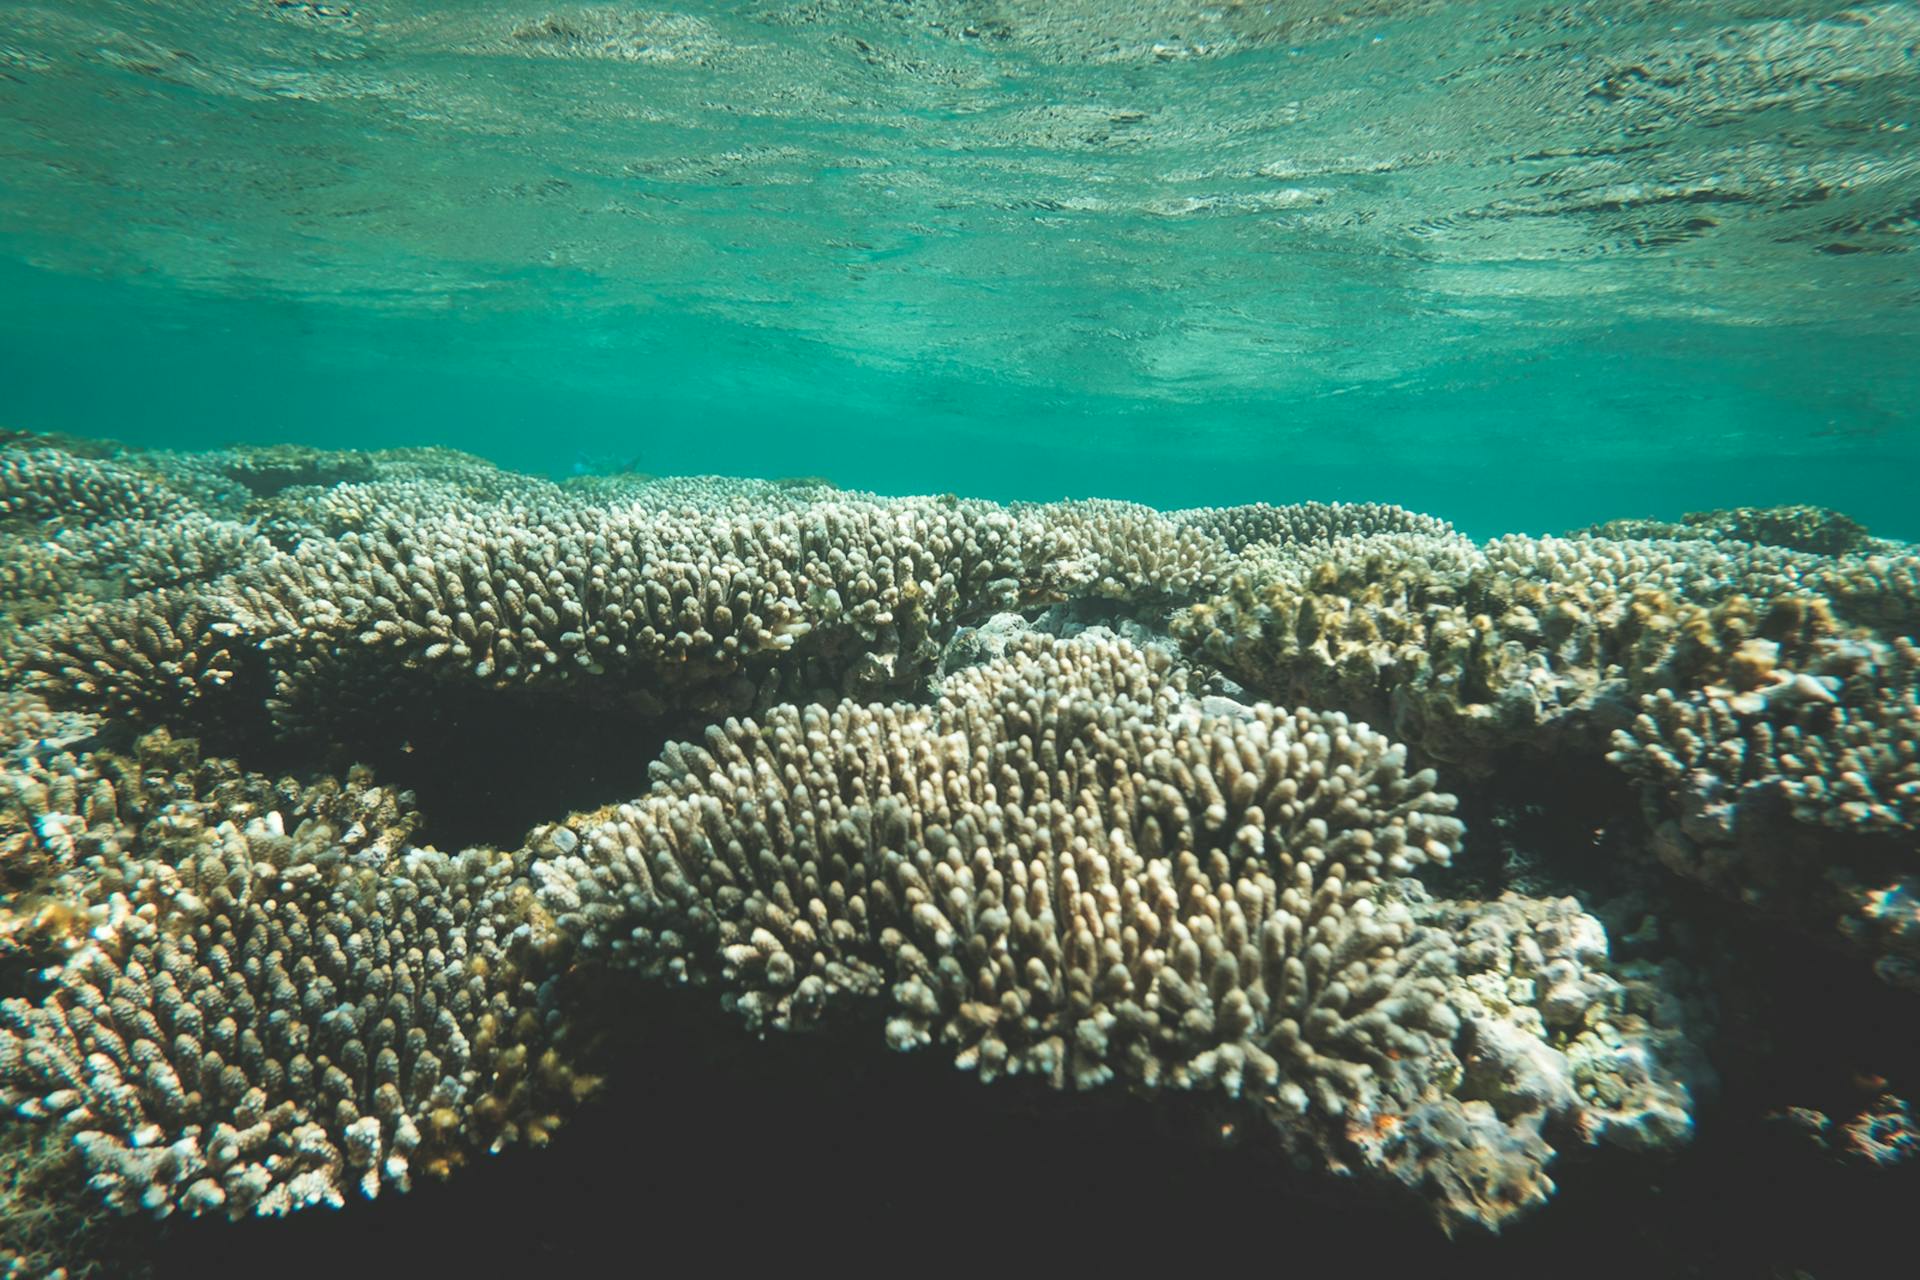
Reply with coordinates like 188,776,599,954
304,689,676,852
141,983,1429,1277
132,971,1918,1280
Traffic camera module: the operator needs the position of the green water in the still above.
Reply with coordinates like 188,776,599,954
2,1,1917,527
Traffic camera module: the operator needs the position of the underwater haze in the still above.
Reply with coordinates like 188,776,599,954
5,5,1920,1280
1,0,1917,531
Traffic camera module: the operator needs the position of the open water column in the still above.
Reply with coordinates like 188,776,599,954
0,4,1916,1277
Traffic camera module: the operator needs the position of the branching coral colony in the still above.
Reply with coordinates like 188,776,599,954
3,434,1915,1272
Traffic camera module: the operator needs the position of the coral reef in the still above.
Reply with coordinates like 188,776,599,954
162,444,493,501
0,625,1699,1239
0,445,268,667
1173,502,1920,996
5,433,1915,1270
1611,634,1919,837
521,631,1697,1231
0,1116,152,1280
22,481,1232,744
1417,890,1708,1155
1,720,419,973
1173,500,1455,554
0,776,584,1219
1610,633,1920,988
1770,1090,1920,1167
1582,504,1878,558
1175,522,1920,773
0,448,192,527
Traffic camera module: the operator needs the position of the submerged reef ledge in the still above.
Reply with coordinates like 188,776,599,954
1,434,1915,1276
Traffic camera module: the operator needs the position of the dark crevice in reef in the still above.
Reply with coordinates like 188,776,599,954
302,696,677,853
317,608,1184,852
209,446,390,497
129,694,674,854
0,947,53,1008
1426,751,1649,904
1634,880,1920,1279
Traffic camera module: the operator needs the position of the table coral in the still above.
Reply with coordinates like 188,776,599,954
23,480,1231,744
1177,524,1920,774
521,632,1698,1231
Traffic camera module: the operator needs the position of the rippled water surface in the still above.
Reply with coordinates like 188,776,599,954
1,1,1916,528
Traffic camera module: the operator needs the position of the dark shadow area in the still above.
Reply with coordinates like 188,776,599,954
1583,884,1920,1280
143,980,1434,1277
303,691,676,851
1691,874,1920,1131
137,676,680,853
131,973,1916,1280
1428,748,1648,903
218,453,379,498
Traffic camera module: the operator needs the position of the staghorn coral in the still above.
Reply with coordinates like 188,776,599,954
1611,634,1920,837
1795,552,1920,635
558,472,836,508
25,589,262,728
76,515,271,597
1486,532,1920,636
0,529,99,637
0,444,269,656
0,430,121,461
0,699,590,1227
1554,516,1920,629
1681,505,1875,556
242,486,1040,726
0,689,105,964
519,632,1695,1230
1017,497,1230,604
0,512,269,653
28,457,1508,754
246,476,556,553
1175,529,1618,769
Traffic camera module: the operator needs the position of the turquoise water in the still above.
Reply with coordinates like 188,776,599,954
5,5,1920,1277
3,1,1916,532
